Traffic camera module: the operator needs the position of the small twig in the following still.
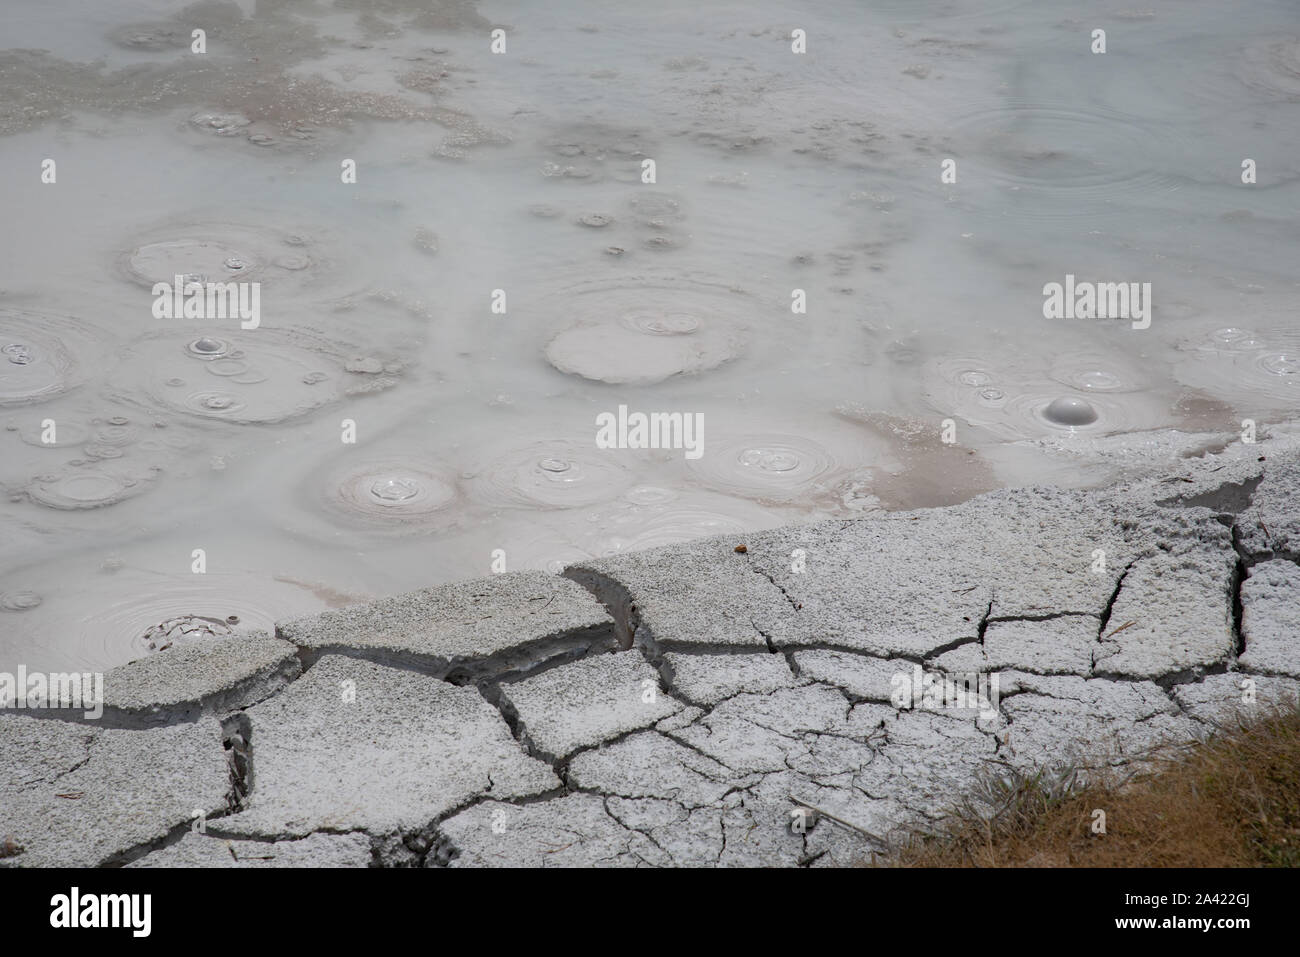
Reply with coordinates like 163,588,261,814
1104,620,1137,640
790,795,885,842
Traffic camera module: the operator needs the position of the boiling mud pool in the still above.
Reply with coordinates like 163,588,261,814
1,0,1297,671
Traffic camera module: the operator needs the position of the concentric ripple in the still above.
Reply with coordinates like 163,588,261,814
321,459,460,529
0,309,109,406
946,104,1188,220
111,329,377,425
141,614,240,653
118,222,340,292
465,440,635,509
25,465,160,510
543,278,752,384
1049,351,1150,394
926,354,1172,440
0,564,335,670
1173,326,1300,410
686,434,842,503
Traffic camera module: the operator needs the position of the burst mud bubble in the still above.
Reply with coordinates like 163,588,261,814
465,439,636,509
317,458,461,532
111,329,389,425
117,222,356,298
140,614,239,653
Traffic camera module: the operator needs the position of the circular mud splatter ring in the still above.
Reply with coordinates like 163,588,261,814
924,353,1173,440
116,221,357,297
464,439,635,509
111,329,379,425
686,434,842,503
0,310,110,407
0,590,42,612
1172,325,1300,412
319,458,461,530
942,104,1191,222
542,278,753,385
141,614,237,653
26,466,160,511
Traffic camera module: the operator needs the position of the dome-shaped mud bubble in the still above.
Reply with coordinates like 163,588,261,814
923,352,1176,441
110,329,398,425
542,278,756,385
1042,396,1099,426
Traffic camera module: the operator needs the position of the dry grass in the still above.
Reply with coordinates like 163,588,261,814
874,702,1300,867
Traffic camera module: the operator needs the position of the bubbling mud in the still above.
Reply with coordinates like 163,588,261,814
319,458,460,530
0,310,109,406
0,554,339,671
111,329,389,425
543,278,751,385
538,125,654,184
140,614,240,653
1172,325,1300,411
946,105,1189,221
464,440,636,509
119,222,330,290
686,434,847,504
925,353,1177,441
25,465,161,511
1042,396,1099,426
